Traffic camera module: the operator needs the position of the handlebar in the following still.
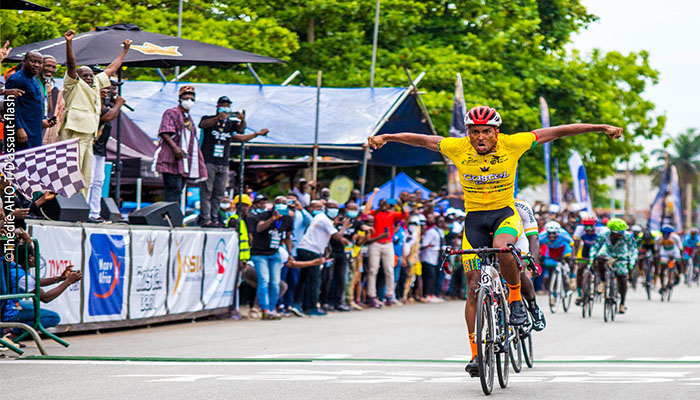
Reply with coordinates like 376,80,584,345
439,244,542,276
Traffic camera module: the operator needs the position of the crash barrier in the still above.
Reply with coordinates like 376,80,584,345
22,221,239,333
0,238,55,355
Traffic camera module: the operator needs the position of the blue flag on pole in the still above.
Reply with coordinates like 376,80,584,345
540,97,559,211
567,150,594,214
447,74,466,197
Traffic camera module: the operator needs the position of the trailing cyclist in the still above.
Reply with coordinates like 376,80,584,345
681,227,700,283
657,225,682,295
367,104,622,377
588,218,638,314
572,216,605,305
636,226,659,278
539,220,575,304
514,199,546,331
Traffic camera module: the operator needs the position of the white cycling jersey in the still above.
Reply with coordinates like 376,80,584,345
514,199,537,254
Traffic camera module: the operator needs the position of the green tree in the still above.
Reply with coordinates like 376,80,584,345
0,0,665,195
652,129,700,208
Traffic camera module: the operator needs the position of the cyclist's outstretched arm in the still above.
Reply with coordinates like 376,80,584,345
535,124,622,144
368,133,441,152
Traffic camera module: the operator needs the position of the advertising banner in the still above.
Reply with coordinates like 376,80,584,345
30,224,84,325
83,228,130,323
567,151,594,214
167,230,205,314
447,73,466,196
129,229,170,319
202,231,239,310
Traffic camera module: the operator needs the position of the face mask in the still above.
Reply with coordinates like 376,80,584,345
220,202,231,210
326,208,339,218
347,210,359,219
180,99,195,110
312,209,323,216
217,107,231,114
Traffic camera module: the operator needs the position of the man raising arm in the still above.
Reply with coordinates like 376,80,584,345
368,106,622,377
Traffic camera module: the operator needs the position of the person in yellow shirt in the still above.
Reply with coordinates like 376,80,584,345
369,105,622,377
60,29,131,197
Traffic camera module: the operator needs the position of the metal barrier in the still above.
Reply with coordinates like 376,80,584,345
0,238,68,355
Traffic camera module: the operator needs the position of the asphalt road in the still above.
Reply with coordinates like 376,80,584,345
3,282,699,399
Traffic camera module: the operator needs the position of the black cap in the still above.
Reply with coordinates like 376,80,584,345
110,79,124,87
254,194,267,202
89,65,104,74
217,96,232,104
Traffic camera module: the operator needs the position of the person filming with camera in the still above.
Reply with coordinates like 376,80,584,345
198,96,268,227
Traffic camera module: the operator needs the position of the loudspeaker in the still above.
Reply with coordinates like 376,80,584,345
100,197,121,222
128,202,183,227
41,193,90,222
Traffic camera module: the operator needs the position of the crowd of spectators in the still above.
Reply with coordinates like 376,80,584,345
224,181,474,320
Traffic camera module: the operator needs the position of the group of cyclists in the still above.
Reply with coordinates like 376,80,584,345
368,105,696,393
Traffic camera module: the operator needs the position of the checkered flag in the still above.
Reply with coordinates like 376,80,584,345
0,138,85,199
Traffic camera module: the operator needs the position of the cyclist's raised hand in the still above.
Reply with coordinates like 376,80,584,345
368,135,387,149
601,125,623,139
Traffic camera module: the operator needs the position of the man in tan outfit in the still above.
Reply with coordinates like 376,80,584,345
61,29,131,196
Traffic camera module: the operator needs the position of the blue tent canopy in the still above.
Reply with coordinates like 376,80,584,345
119,80,443,166
367,172,431,209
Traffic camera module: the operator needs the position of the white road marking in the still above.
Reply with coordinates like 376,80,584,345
250,353,350,359
539,355,615,361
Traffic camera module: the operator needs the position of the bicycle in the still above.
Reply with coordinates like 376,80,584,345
547,258,573,314
439,244,528,395
685,255,699,288
578,259,596,319
639,252,654,300
660,260,675,302
509,253,538,373
597,257,619,323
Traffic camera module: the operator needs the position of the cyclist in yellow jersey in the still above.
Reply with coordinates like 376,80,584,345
368,105,622,376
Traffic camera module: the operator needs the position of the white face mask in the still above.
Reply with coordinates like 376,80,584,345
180,99,195,111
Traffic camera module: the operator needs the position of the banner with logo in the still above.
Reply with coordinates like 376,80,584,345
83,228,130,322
167,230,205,314
129,229,170,319
567,150,594,214
30,224,83,325
448,73,466,195
540,96,560,211
649,160,683,231
202,231,239,309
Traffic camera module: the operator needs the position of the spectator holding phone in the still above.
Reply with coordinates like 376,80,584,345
198,96,268,227
295,200,350,316
249,195,293,320
2,241,83,338
364,198,407,308
278,194,312,316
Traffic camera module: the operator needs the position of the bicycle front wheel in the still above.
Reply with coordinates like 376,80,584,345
496,292,510,389
549,269,561,313
476,289,495,395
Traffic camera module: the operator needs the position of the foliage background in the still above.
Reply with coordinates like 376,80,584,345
0,0,665,195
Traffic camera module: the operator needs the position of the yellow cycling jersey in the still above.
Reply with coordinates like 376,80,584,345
438,132,538,211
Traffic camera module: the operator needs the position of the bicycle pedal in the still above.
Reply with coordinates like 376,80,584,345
469,370,480,378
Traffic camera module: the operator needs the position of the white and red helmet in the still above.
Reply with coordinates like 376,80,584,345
465,106,502,127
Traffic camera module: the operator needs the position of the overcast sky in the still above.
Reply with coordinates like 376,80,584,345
569,0,700,138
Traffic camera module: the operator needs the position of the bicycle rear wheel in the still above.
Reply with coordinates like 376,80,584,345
509,327,523,373
495,292,510,389
476,289,495,395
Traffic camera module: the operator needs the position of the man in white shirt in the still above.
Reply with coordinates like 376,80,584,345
420,215,446,302
294,200,350,316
